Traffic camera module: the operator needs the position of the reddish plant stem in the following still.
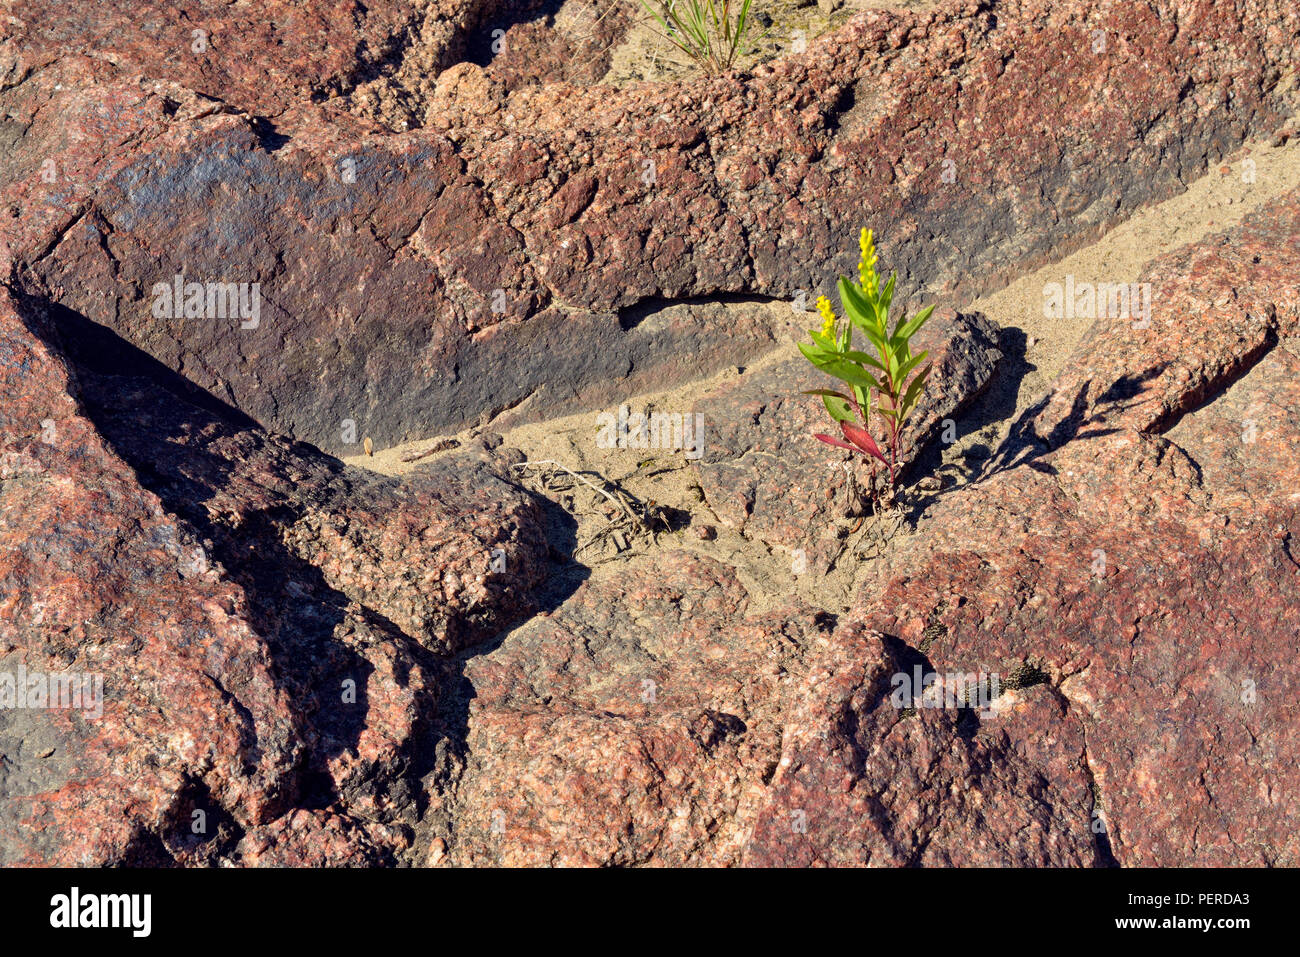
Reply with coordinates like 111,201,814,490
882,373,899,487
891,423,899,486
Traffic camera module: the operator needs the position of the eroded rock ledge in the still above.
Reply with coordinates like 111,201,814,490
1,0,1298,866
3,0,1297,451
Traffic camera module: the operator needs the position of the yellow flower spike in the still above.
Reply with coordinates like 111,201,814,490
816,295,836,337
858,227,879,296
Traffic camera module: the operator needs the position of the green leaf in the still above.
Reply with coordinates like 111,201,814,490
822,393,856,423
858,322,887,355
733,0,754,63
809,329,838,352
900,364,932,421
853,384,870,418
797,340,828,365
883,344,900,384
838,277,877,330
878,272,897,324
894,304,935,343
800,389,849,398
638,1,675,39
819,358,883,391
840,350,885,370
896,349,929,383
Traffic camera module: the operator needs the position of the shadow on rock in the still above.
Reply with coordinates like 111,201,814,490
27,299,380,829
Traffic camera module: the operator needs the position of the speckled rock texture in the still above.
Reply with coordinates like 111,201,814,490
2,0,1300,867
3,0,1297,451
851,191,1300,866
447,552,830,866
742,620,1101,866
0,286,550,865
1029,183,1300,443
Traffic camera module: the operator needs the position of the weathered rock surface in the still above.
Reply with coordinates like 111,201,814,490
235,809,412,867
855,433,1300,865
743,620,1100,866
847,189,1300,866
3,0,1300,868
0,287,550,865
1166,339,1300,521
5,0,1297,452
2,0,538,126
1029,185,1300,444
447,552,828,866
445,549,1102,868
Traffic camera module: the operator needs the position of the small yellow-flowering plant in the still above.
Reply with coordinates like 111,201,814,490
798,228,934,489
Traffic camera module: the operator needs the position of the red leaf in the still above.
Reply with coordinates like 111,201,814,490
813,433,857,452
839,421,889,466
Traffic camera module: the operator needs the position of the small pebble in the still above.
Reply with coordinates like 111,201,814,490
693,524,717,541
427,837,447,866
38,747,54,758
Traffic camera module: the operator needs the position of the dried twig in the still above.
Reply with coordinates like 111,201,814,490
399,437,460,463
512,460,639,523
512,459,668,562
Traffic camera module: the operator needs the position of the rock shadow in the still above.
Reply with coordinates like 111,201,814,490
15,294,385,849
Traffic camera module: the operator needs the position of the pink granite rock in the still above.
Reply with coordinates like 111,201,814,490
7,0,1297,452
3,0,1300,869
0,288,551,865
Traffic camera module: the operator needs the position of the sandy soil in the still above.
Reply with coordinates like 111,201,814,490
345,133,1300,613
